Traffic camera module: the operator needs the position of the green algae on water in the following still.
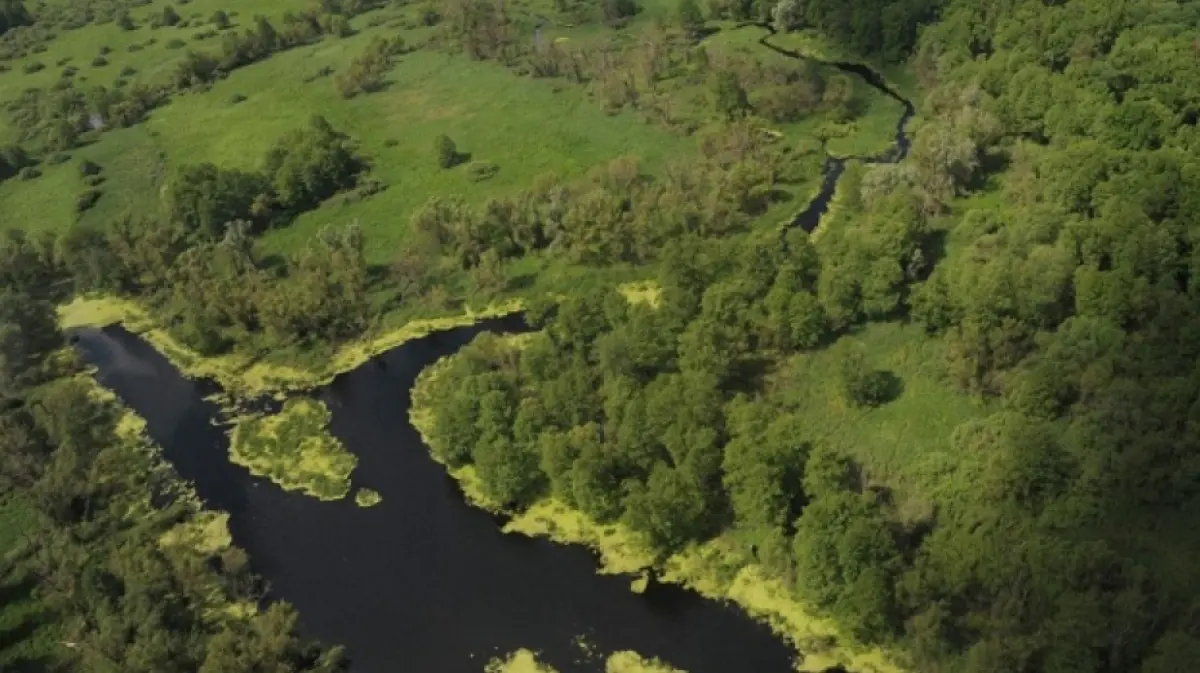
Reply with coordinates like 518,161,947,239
229,398,357,501
354,488,382,507
630,571,650,594
485,649,686,673
58,295,525,397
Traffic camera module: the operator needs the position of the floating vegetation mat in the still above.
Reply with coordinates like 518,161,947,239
485,649,684,673
229,398,356,501
354,488,382,507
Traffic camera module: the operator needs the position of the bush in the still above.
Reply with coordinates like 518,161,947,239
17,166,39,181
76,189,102,212
210,10,230,29
83,173,104,186
838,347,898,408
21,61,43,74
98,45,111,55
383,138,398,147
47,152,71,165
127,43,143,53
161,6,181,26
117,12,135,30
119,65,136,76
78,160,101,177
466,161,498,182
434,134,458,168
61,66,77,77
229,92,247,104
165,38,186,49
91,55,108,67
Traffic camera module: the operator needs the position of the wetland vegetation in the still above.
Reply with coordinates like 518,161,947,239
229,398,357,501
1,0,1199,670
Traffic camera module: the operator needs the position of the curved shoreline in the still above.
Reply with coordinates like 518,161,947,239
410,344,905,673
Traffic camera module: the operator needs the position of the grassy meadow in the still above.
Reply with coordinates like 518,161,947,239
0,0,909,268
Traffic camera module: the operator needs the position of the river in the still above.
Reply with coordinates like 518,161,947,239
70,27,914,673
74,319,800,673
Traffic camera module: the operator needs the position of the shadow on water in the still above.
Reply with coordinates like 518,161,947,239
72,317,802,673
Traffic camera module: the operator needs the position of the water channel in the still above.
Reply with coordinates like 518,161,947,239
71,26,915,673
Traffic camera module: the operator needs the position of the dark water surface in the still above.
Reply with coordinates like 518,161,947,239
73,320,802,673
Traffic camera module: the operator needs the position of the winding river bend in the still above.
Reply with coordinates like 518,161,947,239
71,29,914,673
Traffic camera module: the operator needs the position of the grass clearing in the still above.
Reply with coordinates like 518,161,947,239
764,321,986,509
142,25,697,262
0,125,166,233
229,398,357,501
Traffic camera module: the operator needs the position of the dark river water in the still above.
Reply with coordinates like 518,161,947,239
73,320,804,673
69,26,913,673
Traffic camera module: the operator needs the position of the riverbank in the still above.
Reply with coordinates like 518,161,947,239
78,372,259,622
411,347,905,673
59,295,525,397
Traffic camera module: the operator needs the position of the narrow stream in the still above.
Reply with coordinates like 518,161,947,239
69,27,913,673
751,23,917,232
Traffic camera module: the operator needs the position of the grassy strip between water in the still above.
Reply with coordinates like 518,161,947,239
57,295,524,396
486,648,683,673
412,346,904,673
228,398,357,501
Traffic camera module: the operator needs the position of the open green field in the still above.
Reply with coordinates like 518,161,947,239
146,26,698,261
0,0,908,268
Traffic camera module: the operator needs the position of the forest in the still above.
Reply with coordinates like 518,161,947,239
1,0,1199,670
